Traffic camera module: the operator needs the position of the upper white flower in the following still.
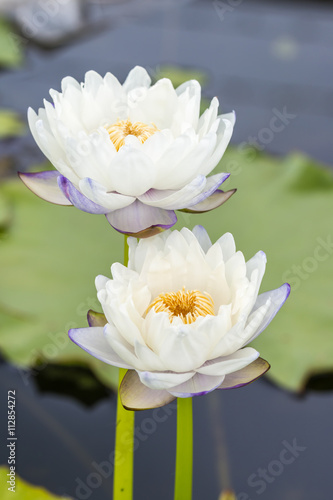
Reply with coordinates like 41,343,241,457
20,66,236,236
69,227,290,409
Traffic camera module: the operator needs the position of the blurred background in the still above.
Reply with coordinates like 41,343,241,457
0,1,332,499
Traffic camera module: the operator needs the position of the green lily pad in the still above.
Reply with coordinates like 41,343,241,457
0,175,121,390
0,466,71,499
0,109,26,138
152,64,208,87
0,18,25,68
176,149,333,392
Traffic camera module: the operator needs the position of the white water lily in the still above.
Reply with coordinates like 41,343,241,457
19,66,235,236
69,227,290,409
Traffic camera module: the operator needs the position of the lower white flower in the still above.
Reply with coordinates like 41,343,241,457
69,226,290,409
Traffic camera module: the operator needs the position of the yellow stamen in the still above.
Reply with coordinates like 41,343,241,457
106,119,158,151
146,287,215,324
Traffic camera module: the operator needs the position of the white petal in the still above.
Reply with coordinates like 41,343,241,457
69,326,132,368
245,283,291,344
192,225,212,252
95,274,109,292
104,322,144,370
168,372,225,397
130,78,178,129
138,369,195,390
216,232,236,261
138,175,207,210
197,347,259,376
154,321,211,372
84,70,104,97
197,97,219,138
108,147,156,196
173,80,201,131
198,111,235,176
123,66,151,92
134,341,166,371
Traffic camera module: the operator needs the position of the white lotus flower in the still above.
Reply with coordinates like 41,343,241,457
69,227,290,409
19,66,235,236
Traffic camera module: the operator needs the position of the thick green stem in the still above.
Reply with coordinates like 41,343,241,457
174,397,193,500
113,236,135,500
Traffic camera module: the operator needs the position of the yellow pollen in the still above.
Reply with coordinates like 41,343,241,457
146,287,215,324
106,119,158,151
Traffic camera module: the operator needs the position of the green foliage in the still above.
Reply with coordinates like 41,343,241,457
0,18,24,68
0,176,121,390
152,64,208,87
0,466,71,499
0,109,26,138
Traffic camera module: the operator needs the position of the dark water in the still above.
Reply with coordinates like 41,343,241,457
0,1,332,498
1,359,333,500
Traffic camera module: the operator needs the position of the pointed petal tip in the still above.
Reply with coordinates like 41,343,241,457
217,357,270,390
180,188,236,214
19,170,73,206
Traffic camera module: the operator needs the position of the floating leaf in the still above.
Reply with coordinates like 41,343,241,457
152,64,208,87
179,149,333,392
0,176,121,390
0,18,24,68
0,109,25,138
0,466,72,499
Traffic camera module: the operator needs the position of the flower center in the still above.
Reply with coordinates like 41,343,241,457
147,287,215,324
106,119,158,151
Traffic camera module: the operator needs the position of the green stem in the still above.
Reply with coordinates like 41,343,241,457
174,397,193,500
113,236,135,500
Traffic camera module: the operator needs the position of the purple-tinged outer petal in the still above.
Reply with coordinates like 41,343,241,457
217,357,270,390
79,177,135,211
120,370,176,411
168,373,226,398
106,200,177,237
245,283,291,344
185,172,230,208
58,176,109,214
87,309,107,328
137,175,207,210
69,326,132,368
18,171,72,206
181,188,236,213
